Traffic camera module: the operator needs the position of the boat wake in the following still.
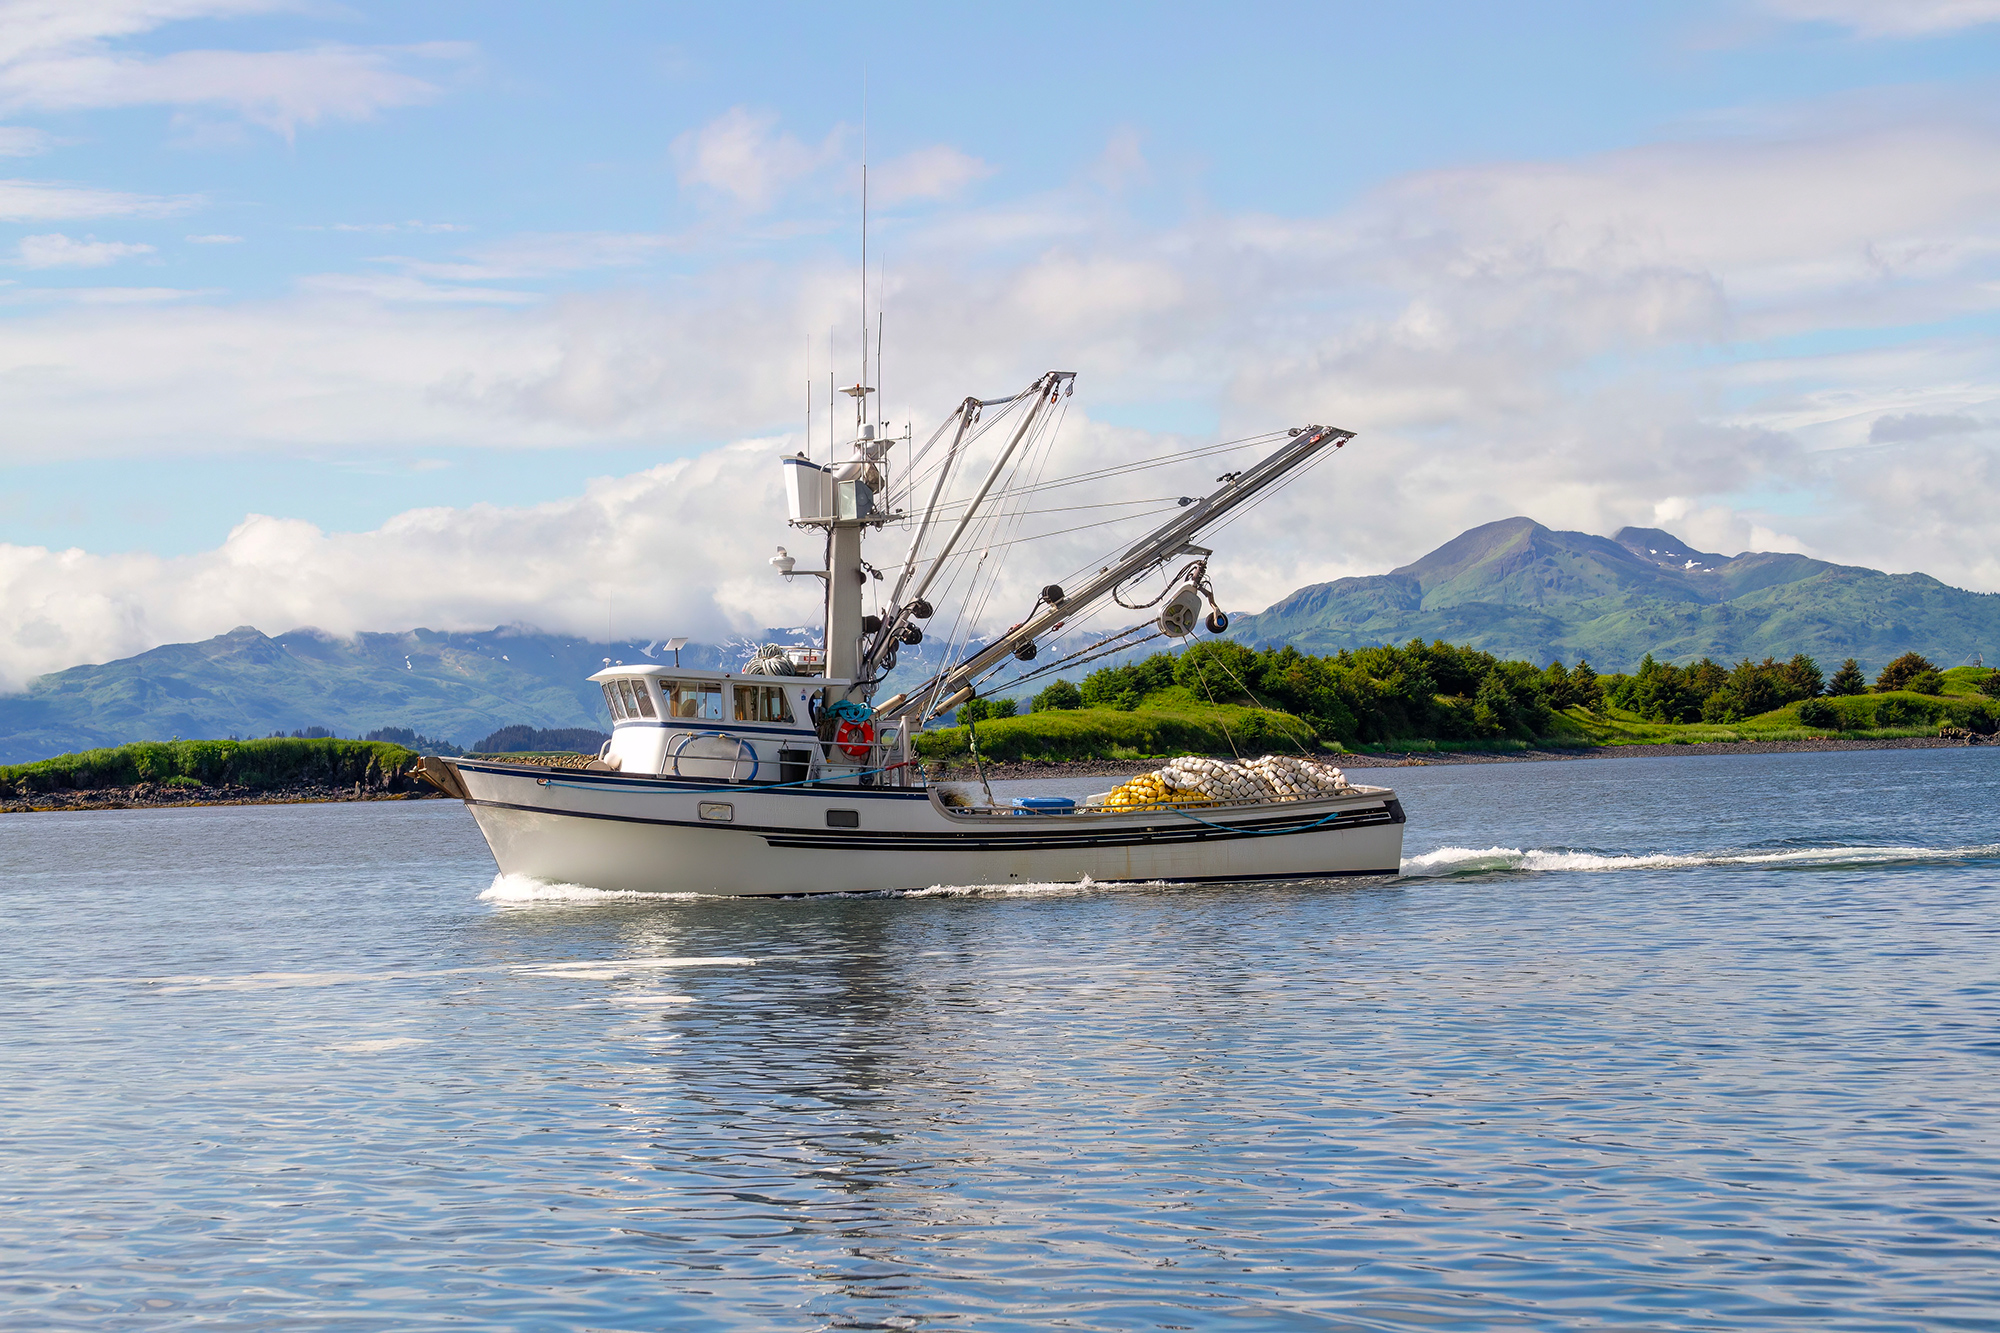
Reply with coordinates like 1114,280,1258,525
1399,843,2000,878
886,876,1142,899
479,873,707,904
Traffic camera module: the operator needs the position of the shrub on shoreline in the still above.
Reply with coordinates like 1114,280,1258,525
0,737,422,796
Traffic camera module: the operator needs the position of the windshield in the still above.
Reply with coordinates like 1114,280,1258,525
664,680,725,721
734,684,796,724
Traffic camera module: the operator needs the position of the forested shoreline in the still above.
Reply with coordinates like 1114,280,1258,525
7,640,1996,802
919,641,2000,764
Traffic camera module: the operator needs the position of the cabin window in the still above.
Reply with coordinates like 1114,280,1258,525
826,809,859,828
733,684,796,724
601,682,625,720
665,680,724,721
632,679,658,719
617,679,640,718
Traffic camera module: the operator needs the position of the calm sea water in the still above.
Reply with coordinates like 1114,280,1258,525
3,748,1997,1331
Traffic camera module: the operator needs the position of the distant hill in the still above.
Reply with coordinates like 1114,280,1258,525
11,516,1997,763
1228,517,2000,671
0,625,811,765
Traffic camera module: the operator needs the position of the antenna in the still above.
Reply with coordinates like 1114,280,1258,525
861,76,868,408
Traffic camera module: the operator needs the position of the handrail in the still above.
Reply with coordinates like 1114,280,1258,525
534,758,916,795
669,731,759,782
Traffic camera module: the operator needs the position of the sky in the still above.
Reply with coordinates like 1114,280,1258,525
1,0,1999,688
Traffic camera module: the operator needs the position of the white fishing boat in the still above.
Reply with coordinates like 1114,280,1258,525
420,366,1405,895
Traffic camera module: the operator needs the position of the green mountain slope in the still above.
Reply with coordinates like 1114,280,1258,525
0,625,767,764
1229,517,2000,671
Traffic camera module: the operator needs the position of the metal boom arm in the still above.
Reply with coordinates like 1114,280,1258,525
873,423,1353,722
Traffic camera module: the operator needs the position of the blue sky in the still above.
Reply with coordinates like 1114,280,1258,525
1,1,1998,683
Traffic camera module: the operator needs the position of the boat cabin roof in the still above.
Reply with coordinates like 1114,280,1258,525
588,664,854,689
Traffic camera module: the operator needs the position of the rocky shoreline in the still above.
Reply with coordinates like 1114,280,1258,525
1,782,448,814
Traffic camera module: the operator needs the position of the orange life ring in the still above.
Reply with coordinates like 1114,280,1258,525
834,718,875,759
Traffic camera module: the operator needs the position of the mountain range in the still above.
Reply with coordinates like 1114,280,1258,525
1228,517,2000,670
5,516,1997,763
0,626,759,765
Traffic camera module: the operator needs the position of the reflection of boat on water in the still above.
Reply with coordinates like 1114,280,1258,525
421,366,1404,895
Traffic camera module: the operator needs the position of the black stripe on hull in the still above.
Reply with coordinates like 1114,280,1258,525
761,807,1402,851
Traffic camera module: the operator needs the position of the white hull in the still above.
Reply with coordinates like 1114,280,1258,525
442,759,1405,896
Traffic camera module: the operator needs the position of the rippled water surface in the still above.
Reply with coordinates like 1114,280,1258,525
4,747,1998,1331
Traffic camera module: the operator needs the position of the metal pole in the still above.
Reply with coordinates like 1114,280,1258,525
866,398,976,670
897,375,1060,617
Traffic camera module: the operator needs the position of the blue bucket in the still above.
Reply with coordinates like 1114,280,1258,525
1013,796,1076,814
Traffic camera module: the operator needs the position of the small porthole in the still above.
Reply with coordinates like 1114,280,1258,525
825,809,859,828
698,802,733,822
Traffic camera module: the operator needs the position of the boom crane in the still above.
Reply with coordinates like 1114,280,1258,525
870,422,1353,724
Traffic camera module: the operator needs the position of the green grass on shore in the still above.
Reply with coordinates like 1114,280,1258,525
1565,689,1995,746
1,737,423,795
914,698,1315,765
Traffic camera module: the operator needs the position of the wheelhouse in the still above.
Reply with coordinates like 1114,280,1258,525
588,665,912,785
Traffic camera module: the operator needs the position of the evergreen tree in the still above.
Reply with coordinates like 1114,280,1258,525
1571,658,1602,711
1874,652,1939,693
1780,653,1824,699
1541,660,1575,709
1030,679,1082,711
1827,658,1867,696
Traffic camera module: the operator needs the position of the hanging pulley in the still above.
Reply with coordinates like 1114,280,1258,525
1159,586,1204,637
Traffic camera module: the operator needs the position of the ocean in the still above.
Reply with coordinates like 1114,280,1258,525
3,746,1996,1330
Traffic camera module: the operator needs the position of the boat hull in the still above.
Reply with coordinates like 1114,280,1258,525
446,759,1405,896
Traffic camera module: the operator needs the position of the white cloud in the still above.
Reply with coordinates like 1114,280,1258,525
1870,412,1987,442
0,2,284,67
319,220,469,234
185,232,241,243
1759,0,2000,35
0,124,49,154
294,272,538,305
1091,127,1149,192
0,2,467,135
672,106,841,212
385,231,684,282
13,231,154,267
6,107,2000,678
0,441,831,690
0,176,194,220
873,145,995,205
0,284,200,303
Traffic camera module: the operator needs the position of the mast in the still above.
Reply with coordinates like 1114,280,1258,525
823,155,882,687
